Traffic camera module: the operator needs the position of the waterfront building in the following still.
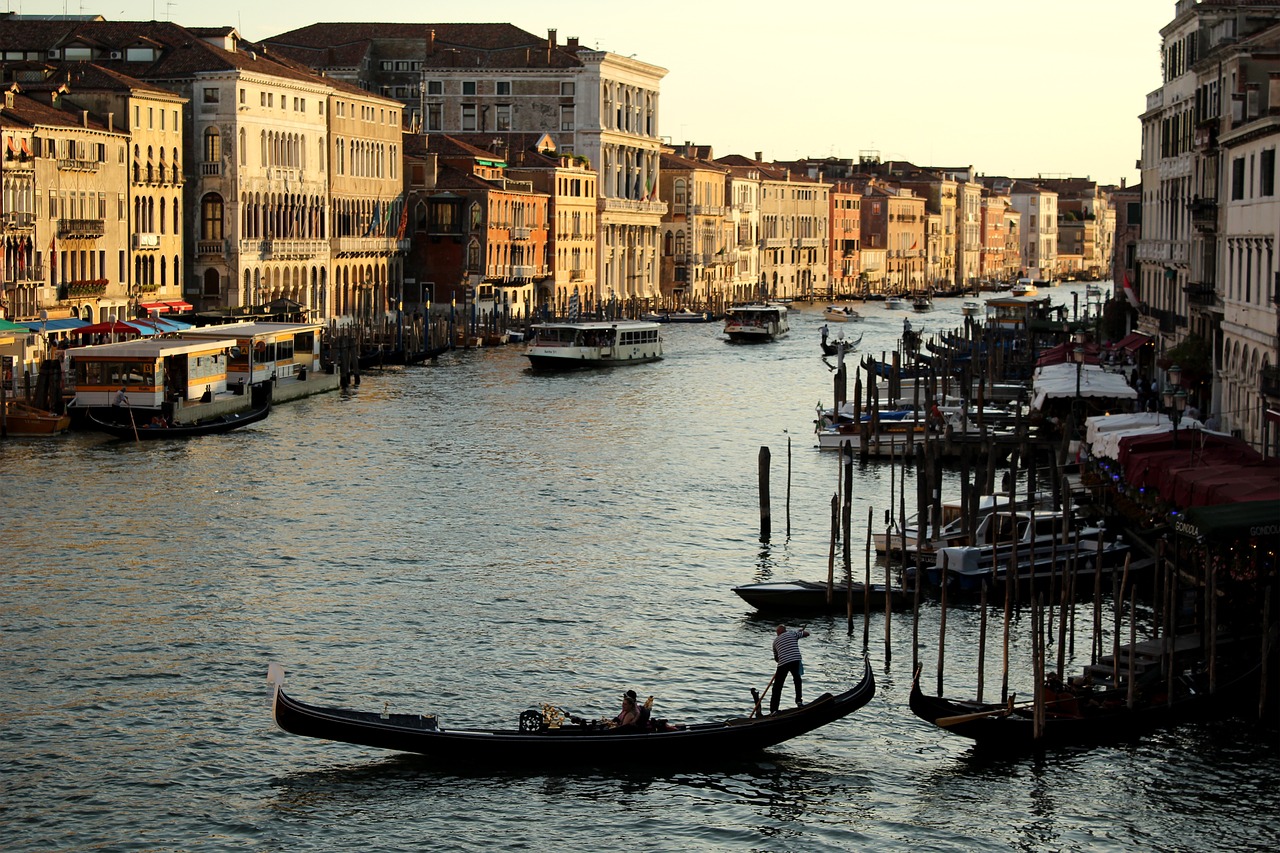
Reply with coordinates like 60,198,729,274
0,85,130,333
857,179,925,295
408,134,550,321
0,19,406,325
1009,180,1058,279
26,66,189,320
979,189,1017,284
265,24,667,307
1109,180,1142,291
657,145,732,308
722,163,763,304
1036,177,1114,281
829,181,863,299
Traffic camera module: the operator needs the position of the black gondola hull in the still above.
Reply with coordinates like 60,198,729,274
271,660,874,765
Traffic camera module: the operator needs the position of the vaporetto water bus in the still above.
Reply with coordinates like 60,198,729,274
524,320,664,370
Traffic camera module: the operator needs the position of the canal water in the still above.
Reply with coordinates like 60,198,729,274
4,283,1279,851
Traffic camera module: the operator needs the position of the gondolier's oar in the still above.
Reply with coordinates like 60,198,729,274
749,672,778,719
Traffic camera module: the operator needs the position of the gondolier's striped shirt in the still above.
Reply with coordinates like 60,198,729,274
773,630,806,666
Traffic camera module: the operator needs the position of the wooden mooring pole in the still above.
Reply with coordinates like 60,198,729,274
758,446,771,542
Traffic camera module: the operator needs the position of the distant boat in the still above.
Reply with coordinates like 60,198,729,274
641,308,715,323
1012,278,1041,297
820,331,863,357
823,305,861,322
911,294,933,312
724,302,789,343
961,300,983,318
884,296,909,310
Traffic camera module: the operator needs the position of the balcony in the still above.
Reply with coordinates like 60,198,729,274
57,219,105,239
2,262,43,284
570,269,586,281
510,226,532,240
1262,366,1280,399
241,239,328,260
200,162,221,177
1188,196,1218,230
133,233,161,250
3,211,36,230
197,240,225,256
57,158,100,172
1184,281,1218,307
600,197,667,216
509,265,536,280
333,236,407,256
62,279,109,299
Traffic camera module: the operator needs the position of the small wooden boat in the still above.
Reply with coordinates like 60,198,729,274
724,302,789,343
86,400,271,439
2,400,71,435
822,305,861,322
908,645,1258,750
732,580,911,613
525,320,663,369
268,660,875,765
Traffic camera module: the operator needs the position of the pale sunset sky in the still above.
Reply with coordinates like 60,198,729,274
33,0,1177,186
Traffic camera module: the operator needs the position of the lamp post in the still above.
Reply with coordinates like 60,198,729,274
1163,363,1186,447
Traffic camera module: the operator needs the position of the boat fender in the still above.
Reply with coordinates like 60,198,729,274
518,709,545,733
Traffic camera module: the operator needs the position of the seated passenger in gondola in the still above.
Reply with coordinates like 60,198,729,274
612,690,643,731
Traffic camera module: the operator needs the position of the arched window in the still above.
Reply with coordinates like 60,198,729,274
203,128,220,163
201,193,224,240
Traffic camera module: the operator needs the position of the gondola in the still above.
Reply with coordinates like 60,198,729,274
908,655,1257,751
820,331,863,357
268,659,875,765
733,580,912,613
87,400,270,439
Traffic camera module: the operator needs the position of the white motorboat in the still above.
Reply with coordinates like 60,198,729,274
525,320,663,369
724,302,789,342
884,296,909,310
823,305,861,322
961,300,983,318
1011,278,1041,297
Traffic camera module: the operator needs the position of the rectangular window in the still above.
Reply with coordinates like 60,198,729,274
1261,148,1276,197
395,61,410,71
462,104,477,132
560,81,575,97
496,104,512,131
1231,157,1246,200
427,80,442,95
380,60,393,71
148,107,154,128
560,105,574,132
427,104,442,132
239,88,246,104
203,88,219,103
496,81,511,96
462,81,477,96
260,92,267,107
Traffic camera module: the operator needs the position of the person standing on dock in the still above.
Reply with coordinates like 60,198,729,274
770,625,809,714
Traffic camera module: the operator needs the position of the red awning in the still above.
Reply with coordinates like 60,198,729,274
165,300,193,312
138,301,170,314
1114,331,1153,352
72,320,143,336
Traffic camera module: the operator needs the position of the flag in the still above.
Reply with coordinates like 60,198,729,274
1122,272,1140,309
395,198,409,240
364,202,380,237
49,237,56,276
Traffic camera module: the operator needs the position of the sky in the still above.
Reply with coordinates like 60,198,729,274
27,0,1177,186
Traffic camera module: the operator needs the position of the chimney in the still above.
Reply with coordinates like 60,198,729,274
754,151,762,162
83,110,89,128
107,112,114,132
548,29,557,49
1120,177,1126,189
428,29,435,56
567,37,579,51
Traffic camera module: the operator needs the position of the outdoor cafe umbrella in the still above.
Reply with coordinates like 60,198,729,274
71,320,144,340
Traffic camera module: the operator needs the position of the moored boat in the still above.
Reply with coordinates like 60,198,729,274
2,400,71,435
525,320,663,369
732,580,911,613
724,302,789,343
268,660,875,765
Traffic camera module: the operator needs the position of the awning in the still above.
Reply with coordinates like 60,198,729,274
1176,499,1280,541
1031,362,1137,409
71,320,144,336
139,300,194,314
130,317,193,334
1114,331,1153,352
21,318,88,333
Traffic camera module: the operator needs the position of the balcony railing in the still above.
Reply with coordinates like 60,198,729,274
57,218,105,238
196,240,225,256
3,211,36,229
1189,196,1218,230
133,233,161,250
334,236,405,255
200,162,221,176
570,269,586,281
510,226,532,240
2,262,43,284
510,265,536,279
1184,281,1218,306
57,158,100,172
62,279,109,298
241,239,327,260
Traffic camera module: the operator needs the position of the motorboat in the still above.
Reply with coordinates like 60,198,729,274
823,305,861,322
884,295,909,310
961,300,983,318
1,400,71,435
724,302,789,343
1011,278,1041,297
911,294,933,312
525,320,663,369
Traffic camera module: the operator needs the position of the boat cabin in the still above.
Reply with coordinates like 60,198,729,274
66,336,239,408
984,295,1052,332
177,321,321,385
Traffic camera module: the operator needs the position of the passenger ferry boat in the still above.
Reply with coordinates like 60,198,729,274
724,302,789,342
524,320,663,370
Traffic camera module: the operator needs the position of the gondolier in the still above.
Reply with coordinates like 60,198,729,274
770,624,809,714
